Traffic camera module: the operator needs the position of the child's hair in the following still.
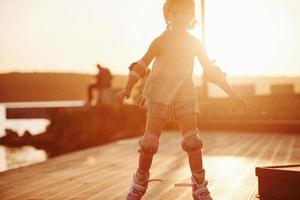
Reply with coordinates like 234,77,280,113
163,0,196,30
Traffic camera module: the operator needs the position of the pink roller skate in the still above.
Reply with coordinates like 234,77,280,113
126,169,150,200
191,175,213,200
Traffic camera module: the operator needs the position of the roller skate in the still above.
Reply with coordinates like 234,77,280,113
126,169,150,200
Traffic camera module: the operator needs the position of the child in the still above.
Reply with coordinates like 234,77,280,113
114,0,247,199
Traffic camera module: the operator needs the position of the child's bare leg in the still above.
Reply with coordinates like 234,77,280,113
176,113,205,183
127,116,167,200
137,116,167,173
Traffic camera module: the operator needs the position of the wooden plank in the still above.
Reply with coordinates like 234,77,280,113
177,133,268,200
0,131,299,200
224,134,279,200
43,136,183,200
5,134,177,200
157,132,253,200
0,142,135,196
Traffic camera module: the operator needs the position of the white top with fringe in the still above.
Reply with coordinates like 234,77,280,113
134,31,200,114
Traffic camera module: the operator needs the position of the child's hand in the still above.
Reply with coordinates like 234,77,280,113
113,89,131,104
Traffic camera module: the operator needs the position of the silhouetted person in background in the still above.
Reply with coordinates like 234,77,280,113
86,64,113,106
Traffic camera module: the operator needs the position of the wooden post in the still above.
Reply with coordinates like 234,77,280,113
201,0,206,45
201,0,208,99
0,104,7,172
0,104,6,136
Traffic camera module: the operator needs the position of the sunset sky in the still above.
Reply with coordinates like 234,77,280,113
0,0,299,76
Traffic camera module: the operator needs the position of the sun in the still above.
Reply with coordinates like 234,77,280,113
192,0,295,77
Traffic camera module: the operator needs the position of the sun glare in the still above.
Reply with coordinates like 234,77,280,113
203,0,296,76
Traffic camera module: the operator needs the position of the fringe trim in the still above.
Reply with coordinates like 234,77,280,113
133,94,200,121
133,94,148,110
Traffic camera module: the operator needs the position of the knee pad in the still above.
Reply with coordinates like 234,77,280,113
138,132,159,154
181,128,203,154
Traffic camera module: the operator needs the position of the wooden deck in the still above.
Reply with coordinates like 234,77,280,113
0,131,299,200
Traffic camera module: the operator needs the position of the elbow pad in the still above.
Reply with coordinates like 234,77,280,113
128,60,148,79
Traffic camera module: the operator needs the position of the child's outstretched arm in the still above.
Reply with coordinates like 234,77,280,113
113,38,160,104
195,39,251,114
